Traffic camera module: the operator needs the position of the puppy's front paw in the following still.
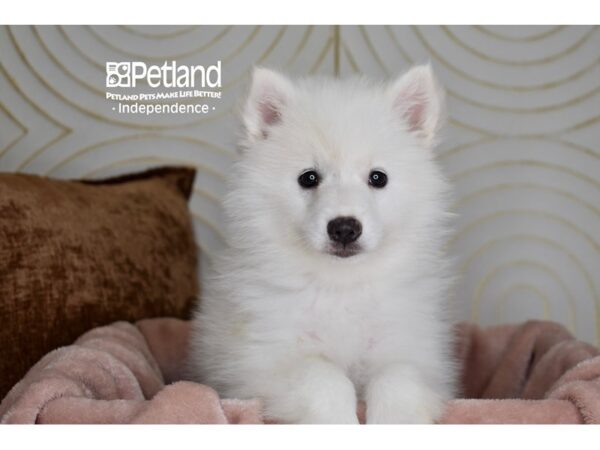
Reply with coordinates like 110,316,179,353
296,375,359,424
264,356,359,424
365,365,447,424
273,386,359,424
366,394,442,424
299,407,359,424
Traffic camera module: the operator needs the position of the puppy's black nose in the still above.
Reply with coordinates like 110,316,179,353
327,216,362,245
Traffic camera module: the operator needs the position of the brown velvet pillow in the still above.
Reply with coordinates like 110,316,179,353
0,167,199,399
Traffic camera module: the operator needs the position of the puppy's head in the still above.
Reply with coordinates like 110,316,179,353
227,66,448,266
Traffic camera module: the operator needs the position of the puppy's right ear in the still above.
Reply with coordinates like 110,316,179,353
243,67,294,141
388,64,445,148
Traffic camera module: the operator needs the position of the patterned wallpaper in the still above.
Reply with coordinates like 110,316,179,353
1,26,599,343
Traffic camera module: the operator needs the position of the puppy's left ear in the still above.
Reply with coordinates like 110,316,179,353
243,67,295,142
388,64,445,147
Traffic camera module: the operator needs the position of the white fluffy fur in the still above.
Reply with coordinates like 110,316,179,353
188,65,458,424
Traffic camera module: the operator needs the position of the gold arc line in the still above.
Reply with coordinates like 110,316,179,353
454,182,600,219
384,25,414,64
190,211,227,242
439,137,496,160
16,129,71,171
60,25,237,70
450,160,600,192
440,137,599,161
285,25,314,67
474,25,566,43
33,26,104,95
43,134,233,177
474,260,575,329
447,118,494,138
359,25,390,75
0,98,28,133
342,43,360,73
0,38,69,133
197,244,215,262
447,83,600,115
250,25,287,65
86,25,234,61
58,26,104,70
0,129,27,159
495,284,552,322
309,37,333,74
459,234,600,345
452,209,600,254
222,26,262,63
447,114,600,139
568,115,600,132
412,25,600,92
555,138,600,159
220,26,289,91
118,25,197,40
0,101,28,158
192,187,222,206
333,25,340,77
442,25,597,67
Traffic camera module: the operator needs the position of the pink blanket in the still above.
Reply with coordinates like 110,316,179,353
1,318,599,424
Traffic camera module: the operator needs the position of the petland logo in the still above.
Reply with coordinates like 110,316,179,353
106,61,222,89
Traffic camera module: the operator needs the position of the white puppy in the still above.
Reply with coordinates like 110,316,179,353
189,65,457,424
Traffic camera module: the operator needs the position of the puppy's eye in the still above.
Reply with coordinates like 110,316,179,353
369,170,388,188
298,170,320,189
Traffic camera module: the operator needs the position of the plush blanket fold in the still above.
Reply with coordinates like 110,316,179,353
1,318,599,424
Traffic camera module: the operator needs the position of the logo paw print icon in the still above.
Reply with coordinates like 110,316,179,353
106,62,131,88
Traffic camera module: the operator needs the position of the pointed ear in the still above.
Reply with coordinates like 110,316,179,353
388,64,445,147
243,67,294,141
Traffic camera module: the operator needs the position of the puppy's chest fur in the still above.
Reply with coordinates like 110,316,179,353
242,278,420,383
293,284,379,353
